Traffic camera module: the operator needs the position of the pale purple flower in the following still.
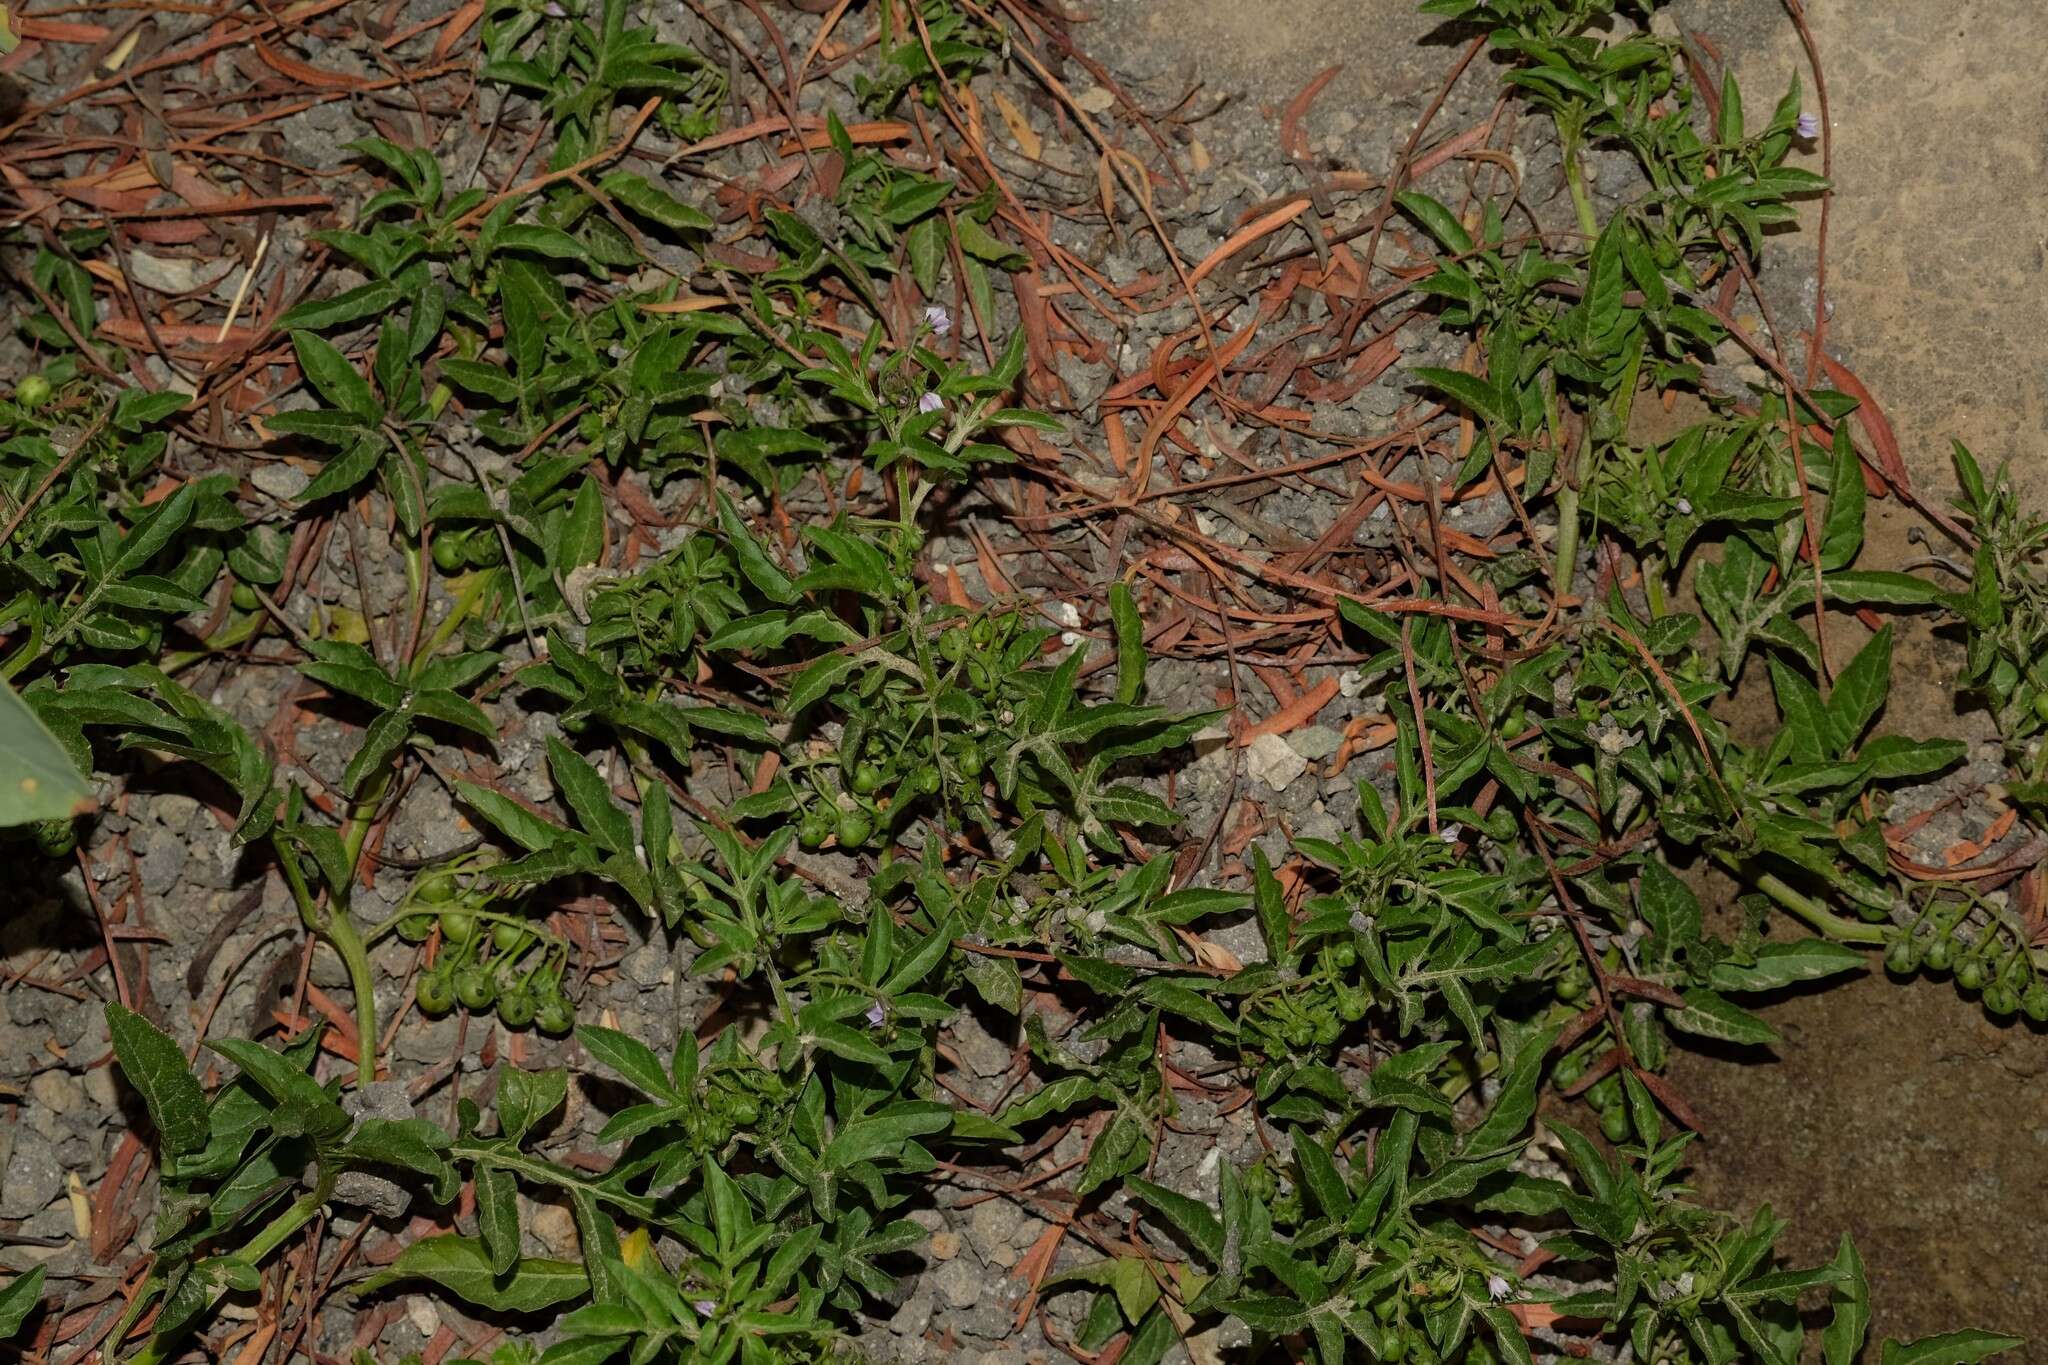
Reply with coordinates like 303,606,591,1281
1674,496,1693,516
922,304,951,336
917,391,944,415
1488,1274,1512,1303
1795,111,1820,140
543,1,567,14
864,1000,887,1027
694,1299,717,1315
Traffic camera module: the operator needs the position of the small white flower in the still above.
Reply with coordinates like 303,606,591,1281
1488,1274,1512,1302
1674,496,1693,516
923,304,951,336
1439,824,1463,844
1052,600,1084,647
917,391,944,415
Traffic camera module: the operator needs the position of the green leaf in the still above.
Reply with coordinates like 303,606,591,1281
1710,940,1865,993
575,1025,680,1103
111,387,191,431
0,1265,45,1339
1395,191,1474,254
498,1066,568,1146
1826,625,1892,754
1879,1330,2026,1365
454,780,566,853
105,1003,210,1158
545,738,633,853
1822,1237,1870,1365
598,171,712,230
207,1037,351,1142
1412,366,1510,427
355,1234,587,1312
0,676,94,824
475,1165,520,1274
346,1118,457,1201
1820,425,1865,570
821,1103,952,1169
1665,988,1779,1047
291,330,378,420
1127,1177,1224,1263
1110,581,1144,704
278,281,403,332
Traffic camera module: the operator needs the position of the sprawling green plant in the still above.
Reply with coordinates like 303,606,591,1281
3,0,2040,1362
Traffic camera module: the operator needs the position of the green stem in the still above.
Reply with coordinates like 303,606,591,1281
1726,858,1887,945
1553,483,1581,600
120,1172,336,1365
1642,553,1670,617
1563,139,1600,240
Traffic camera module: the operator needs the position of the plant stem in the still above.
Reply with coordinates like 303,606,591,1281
1724,857,1888,945
1553,484,1581,600
120,1172,336,1365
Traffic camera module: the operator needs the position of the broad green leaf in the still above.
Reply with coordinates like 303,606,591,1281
598,171,712,230
499,1066,568,1146
1823,1237,1870,1365
291,330,379,420
105,1004,209,1158
355,1234,587,1312
1827,625,1893,754
1412,366,1510,428
1710,940,1865,993
0,1265,45,1338
0,677,93,824
1127,1177,1224,1263
475,1166,520,1274
1879,1330,2026,1365
454,780,566,853
1665,988,1779,1047
575,1025,679,1103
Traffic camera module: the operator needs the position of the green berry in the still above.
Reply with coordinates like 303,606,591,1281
799,811,831,848
1555,973,1586,1003
1925,937,1953,972
415,873,458,904
439,910,476,945
431,531,468,574
1337,989,1367,1022
456,966,498,1011
492,919,527,953
496,986,536,1029
1333,942,1358,970
231,581,261,611
1984,985,2019,1018
1599,1104,1631,1143
1585,1074,1620,1110
16,374,52,407
397,914,435,943
464,530,501,567
416,969,455,1017
535,992,574,1036
1884,939,1917,975
852,762,884,795
836,809,873,848
33,819,76,858
2022,982,2048,1022
939,628,968,663
1957,957,1986,992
